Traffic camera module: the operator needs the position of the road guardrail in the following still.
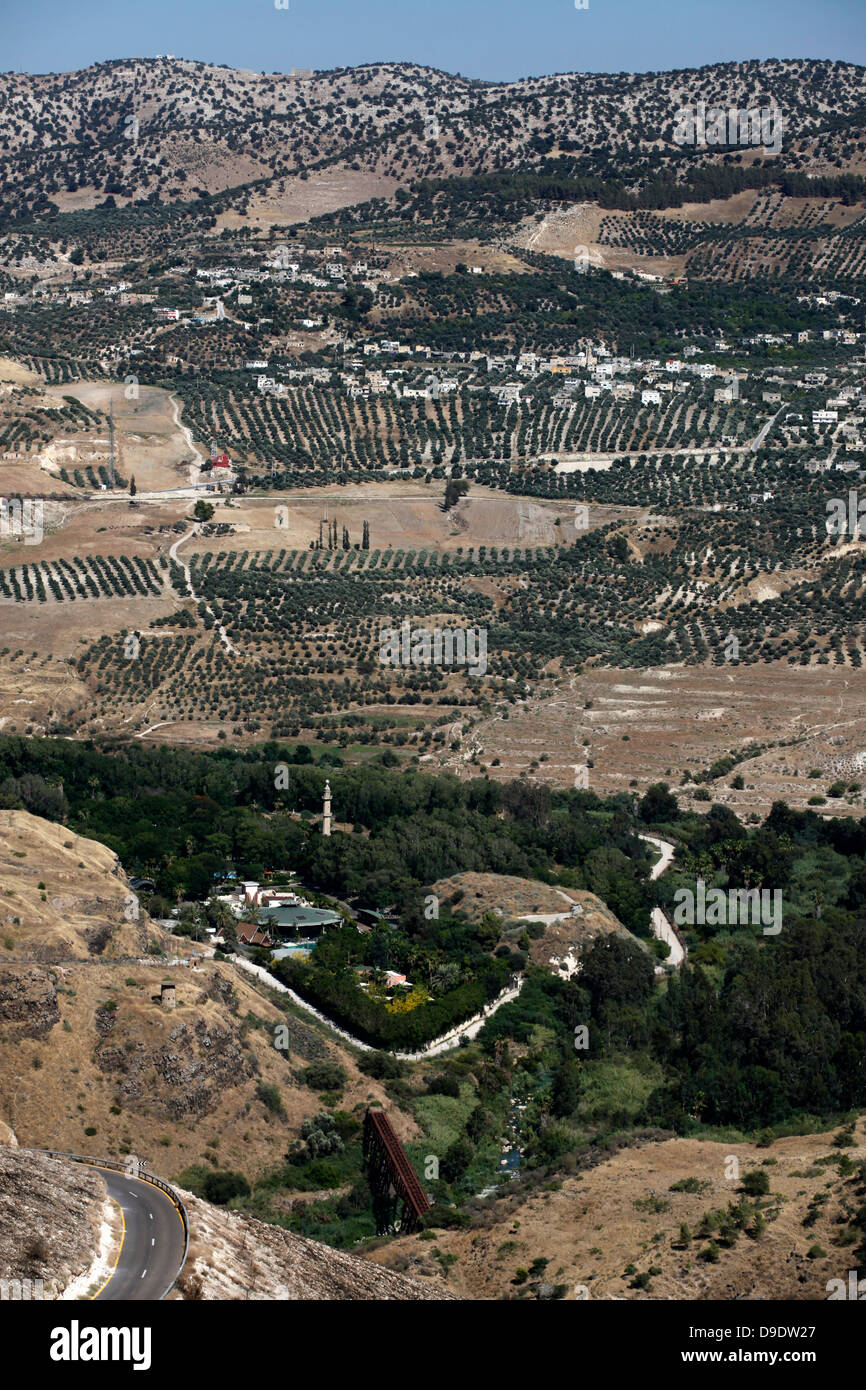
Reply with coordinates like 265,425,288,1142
31,1148,190,1299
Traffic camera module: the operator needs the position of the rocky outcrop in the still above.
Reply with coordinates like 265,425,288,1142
0,969,60,1038
0,1147,106,1295
93,1003,118,1037
263,1009,327,1061
96,1017,252,1119
175,1189,453,1301
196,973,239,1014
158,1020,252,1117
83,920,120,956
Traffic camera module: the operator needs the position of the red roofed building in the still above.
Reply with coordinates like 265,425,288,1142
238,925,273,948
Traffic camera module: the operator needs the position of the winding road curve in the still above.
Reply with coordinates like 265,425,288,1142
639,832,686,967
29,1150,188,1300
93,1167,188,1301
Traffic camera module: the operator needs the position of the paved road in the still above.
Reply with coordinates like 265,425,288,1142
639,833,676,882
639,833,686,968
94,1167,187,1301
750,402,788,453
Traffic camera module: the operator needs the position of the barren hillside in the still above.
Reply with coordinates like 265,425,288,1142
0,811,417,1177
0,808,149,960
175,1187,450,1300
371,1124,866,1300
0,1146,106,1296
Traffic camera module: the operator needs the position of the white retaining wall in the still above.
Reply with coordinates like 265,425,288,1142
228,955,524,1059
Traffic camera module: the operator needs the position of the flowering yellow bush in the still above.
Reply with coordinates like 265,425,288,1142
385,984,431,1015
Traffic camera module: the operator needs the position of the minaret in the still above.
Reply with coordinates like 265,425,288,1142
323,780,332,837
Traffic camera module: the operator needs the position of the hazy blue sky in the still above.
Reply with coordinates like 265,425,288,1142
4,0,865,80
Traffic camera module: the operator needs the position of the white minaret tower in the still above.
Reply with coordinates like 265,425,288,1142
323,780,332,837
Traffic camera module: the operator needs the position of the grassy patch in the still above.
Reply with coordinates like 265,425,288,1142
577,1057,664,1125
410,1085,479,1156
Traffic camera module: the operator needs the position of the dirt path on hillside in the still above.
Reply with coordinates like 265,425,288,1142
169,526,235,655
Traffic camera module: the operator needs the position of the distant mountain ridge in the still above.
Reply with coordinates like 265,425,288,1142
1,56,864,224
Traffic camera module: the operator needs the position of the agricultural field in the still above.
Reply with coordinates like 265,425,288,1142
5,33,866,1324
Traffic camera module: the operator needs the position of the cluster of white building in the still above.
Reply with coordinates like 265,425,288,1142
214,879,306,917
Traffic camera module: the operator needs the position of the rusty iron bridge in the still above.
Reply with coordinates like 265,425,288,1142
363,1108,431,1235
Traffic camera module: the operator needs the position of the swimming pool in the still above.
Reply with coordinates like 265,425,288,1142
270,940,316,960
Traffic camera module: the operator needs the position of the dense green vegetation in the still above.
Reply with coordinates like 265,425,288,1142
4,733,866,1130
0,735,655,923
342,158,866,229
4,731,866,1247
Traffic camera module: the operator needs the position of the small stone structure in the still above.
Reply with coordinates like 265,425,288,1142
151,981,177,1009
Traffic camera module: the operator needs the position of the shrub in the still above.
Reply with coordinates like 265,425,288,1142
741,1169,770,1197
255,1082,284,1116
426,1073,461,1098
358,1051,404,1080
421,1205,471,1231
300,1060,347,1092
440,1137,473,1183
202,1169,250,1205
25,1235,49,1265
670,1177,710,1194
289,1112,345,1163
